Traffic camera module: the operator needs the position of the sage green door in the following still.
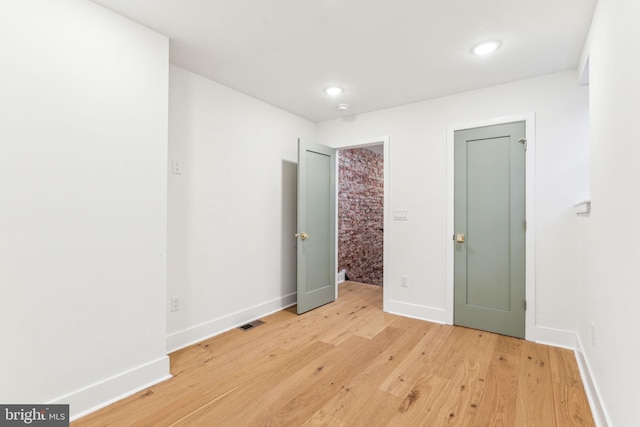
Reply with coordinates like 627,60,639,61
454,122,526,338
296,140,336,314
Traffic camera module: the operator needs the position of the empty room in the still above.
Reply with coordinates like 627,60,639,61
1,0,638,426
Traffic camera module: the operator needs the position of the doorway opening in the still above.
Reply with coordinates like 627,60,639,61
337,145,384,287
335,136,389,313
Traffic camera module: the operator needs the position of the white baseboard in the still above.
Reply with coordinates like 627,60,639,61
534,325,578,349
52,356,171,421
337,269,346,283
386,299,447,324
166,292,297,353
574,335,612,427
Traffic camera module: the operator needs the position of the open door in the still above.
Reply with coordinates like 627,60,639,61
296,139,336,314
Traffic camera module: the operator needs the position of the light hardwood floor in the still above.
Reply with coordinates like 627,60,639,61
74,281,594,426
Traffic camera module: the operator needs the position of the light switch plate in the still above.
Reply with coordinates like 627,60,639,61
393,209,408,221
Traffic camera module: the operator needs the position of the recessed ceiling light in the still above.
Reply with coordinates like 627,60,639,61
325,87,344,96
472,40,501,56
337,104,349,111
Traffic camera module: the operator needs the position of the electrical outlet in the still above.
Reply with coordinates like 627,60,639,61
170,296,180,312
172,159,183,174
400,275,408,287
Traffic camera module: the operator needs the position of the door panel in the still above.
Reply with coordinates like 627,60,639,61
297,140,336,314
305,149,332,293
466,137,511,311
454,122,525,338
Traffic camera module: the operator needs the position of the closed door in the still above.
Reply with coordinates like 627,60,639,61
296,139,336,314
454,122,526,338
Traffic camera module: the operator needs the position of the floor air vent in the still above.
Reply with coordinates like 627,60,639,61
238,319,265,331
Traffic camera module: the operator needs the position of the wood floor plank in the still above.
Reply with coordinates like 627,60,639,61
353,309,397,339
157,342,334,425
379,322,451,397
301,412,347,427
429,358,489,425
514,340,557,426
549,346,584,388
73,282,594,427
432,326,497,380
471,334,522,426
339,388,405,427
261,331,397,426
77,342,330,427
277,298,360,350
197,335,376,426
552,383,596,426
387,373,452,426
314,302,378,345
154,341,335,426
313,281,387,345
308,324,428,425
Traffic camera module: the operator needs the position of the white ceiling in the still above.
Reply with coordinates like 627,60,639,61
91,0,597,122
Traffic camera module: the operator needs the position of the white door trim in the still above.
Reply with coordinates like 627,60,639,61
334,135,390,313
446,114,536,342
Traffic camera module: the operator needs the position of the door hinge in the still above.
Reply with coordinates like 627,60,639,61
518,137,527,151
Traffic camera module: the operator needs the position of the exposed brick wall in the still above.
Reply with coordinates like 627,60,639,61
338,148,384,286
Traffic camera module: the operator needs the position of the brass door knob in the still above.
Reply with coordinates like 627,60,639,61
455,233,465,243
295,232,308,240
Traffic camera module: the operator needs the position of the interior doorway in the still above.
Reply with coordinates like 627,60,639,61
296,136,389,315
337,144,384,288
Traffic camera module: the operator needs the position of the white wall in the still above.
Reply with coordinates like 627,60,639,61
318,70,589,340
167,65,316,350
0,0,169,418
579,0,640,424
